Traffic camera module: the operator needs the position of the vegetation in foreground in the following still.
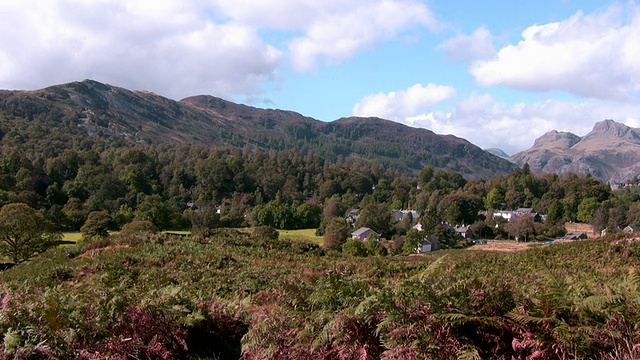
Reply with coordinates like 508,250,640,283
1,230,640,359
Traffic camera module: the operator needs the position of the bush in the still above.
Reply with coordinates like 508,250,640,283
80,211,112,238
120,220,158,235
342,239,368,257
251,225,279,240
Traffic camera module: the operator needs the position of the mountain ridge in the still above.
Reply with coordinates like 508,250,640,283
510,119,640,184
0,80,517,179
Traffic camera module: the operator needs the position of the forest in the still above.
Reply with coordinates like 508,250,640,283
0,109,630,243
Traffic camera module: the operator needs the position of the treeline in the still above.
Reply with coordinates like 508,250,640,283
1,110,638,239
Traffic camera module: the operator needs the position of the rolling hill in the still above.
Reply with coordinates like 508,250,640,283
0,80,517,179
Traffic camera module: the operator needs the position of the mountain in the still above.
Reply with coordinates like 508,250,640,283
510,120,640,184
0,80,517,179
484,148,510,158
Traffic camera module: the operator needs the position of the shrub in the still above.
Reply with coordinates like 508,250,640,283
80,211,112,238
120,220,158,235
342,239,368,257
251,225,279,241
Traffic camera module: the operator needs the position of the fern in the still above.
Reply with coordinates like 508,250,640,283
507,309,550,325
576,293,624,313
457,346,481,360
624,268,640,293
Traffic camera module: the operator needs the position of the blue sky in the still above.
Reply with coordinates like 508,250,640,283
1,0,639,154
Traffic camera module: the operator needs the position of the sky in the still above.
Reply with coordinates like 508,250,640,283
1,0,640,155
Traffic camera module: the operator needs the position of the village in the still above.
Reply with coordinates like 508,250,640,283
344,206,638,254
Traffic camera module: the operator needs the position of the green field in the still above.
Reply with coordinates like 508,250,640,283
61,232,83,242
278,228,323,244
162,230,192,236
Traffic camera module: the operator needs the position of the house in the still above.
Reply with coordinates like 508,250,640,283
623,225,639,233
417,236,441,253
345,209,360,225
515,208,535,215
186,201,199,211
391,209,419,222
493,209,543,222
412,223,423,232
454,225,473,239
601,227,622,237
493,210,514,221
351,227,380,241
563,232,587,240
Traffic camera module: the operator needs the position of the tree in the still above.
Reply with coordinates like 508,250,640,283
342,239,368,257
420,208,441,236
438,192,482,226
0,203,60,263
134,194,177,230
252,199,295,229
402,228,423,255
81,211,112,237
356,203,390,237
506,214,536,242
545,200,564,225
577,197,599,223
484,188,503,210
323,217,351,250
295,203,322,229
121,220,158,235
188,203,220,233
363,234,388,256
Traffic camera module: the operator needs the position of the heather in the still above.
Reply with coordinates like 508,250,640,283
1,230,640,359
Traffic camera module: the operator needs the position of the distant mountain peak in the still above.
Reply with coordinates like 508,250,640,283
511,119,640,184
484,148,510,158
531,130,580,150
589,119,633,138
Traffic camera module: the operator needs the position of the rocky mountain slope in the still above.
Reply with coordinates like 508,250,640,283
0,80,516,179
484,148,510,158
510,119,640,184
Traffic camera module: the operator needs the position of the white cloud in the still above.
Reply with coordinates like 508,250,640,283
287,0,441,71
438,26,496,63
398,94,640,155
470,4,640,101
352,83,457,120
210,0,343,30
0,0,281,99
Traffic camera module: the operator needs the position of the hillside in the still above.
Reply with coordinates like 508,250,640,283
1,230,640,358
0,80,516,179
510,119,640,184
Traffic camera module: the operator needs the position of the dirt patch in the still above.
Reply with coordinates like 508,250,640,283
468,241,534,252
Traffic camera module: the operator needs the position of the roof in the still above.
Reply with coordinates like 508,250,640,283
563,232,586,240
421,236,440,245
516,208,535,213
351,227,378,237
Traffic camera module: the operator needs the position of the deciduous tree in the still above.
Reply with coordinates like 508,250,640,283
81,211,112,237
0,203,60,263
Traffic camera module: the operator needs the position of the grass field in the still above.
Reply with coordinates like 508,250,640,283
278,228,323,245
61,232,83,242
163,230,191,236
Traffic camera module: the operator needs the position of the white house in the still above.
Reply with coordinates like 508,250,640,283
351,227,380,241
417,236,441,253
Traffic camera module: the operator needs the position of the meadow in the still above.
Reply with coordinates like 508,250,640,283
1,230,639,359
